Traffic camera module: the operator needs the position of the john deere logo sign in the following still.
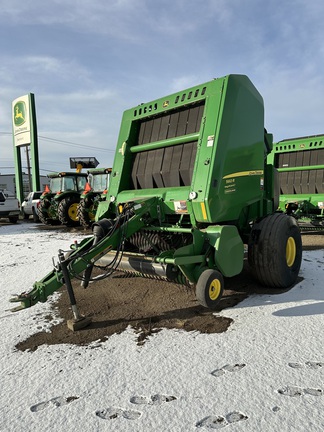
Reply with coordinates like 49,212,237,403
12,94,32,146
14,101,26,126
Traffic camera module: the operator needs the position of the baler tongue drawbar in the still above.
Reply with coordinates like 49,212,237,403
10,290,39,311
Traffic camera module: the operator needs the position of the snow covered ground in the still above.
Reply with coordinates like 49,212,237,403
0,222,323,432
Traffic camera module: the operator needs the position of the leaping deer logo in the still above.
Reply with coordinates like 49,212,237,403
14,102,26,126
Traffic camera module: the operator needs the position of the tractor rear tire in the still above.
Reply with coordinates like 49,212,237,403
248,213,302,288
37,200,59,225
58,196,80,227
196,269,224,309
77,198,96,229
32,207,40,222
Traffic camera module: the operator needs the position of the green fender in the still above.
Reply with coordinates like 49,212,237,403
206,225,244,277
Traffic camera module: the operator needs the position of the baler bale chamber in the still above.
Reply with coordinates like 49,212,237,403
11,74,302,321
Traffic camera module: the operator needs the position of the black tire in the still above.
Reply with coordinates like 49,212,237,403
37,200,51,225
9,216,18,223
58,196,80,227
32,207,40,222
77,198,96,229
195,269,224,309
248,213,302,288
37,200,60,225
23,211,29,220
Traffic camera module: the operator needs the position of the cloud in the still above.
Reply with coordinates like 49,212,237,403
1,0,324,175
0,0,147,41
24,56,66,73
0,0,234,42
168,75,206,93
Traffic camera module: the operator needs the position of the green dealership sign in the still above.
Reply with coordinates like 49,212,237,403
12,94,31,147
11,93,40,203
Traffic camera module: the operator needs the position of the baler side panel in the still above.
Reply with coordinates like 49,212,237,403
192,75,265,224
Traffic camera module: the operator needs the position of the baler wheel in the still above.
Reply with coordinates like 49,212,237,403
248,213,302,288
195,269,224,309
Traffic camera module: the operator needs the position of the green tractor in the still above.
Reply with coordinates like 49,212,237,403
12,74,303,330
77,167,112,229
38,171,88,226
38,157,99,227
268,134,324,230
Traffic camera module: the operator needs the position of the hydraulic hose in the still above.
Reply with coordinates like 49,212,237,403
81,218,114,288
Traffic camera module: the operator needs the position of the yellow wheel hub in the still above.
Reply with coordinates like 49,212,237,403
209,279,221,301
68,203,79,221
286,236,296,267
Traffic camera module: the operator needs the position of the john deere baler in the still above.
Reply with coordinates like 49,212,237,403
268,134,324,229
11,75,302,329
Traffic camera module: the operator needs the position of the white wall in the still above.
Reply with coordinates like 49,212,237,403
0,174,48,197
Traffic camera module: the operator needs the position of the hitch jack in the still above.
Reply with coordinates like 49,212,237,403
58,250,92,331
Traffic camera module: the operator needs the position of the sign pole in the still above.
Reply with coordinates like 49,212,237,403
29,94,40,191
13,141,24,204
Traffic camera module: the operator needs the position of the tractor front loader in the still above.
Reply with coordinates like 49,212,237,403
11,74,302,330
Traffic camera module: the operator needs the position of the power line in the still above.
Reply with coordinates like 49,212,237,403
0,131,115,153
38,135,114,152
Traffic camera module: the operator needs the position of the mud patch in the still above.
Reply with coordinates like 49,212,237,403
15,232,322,352
15,266,255,352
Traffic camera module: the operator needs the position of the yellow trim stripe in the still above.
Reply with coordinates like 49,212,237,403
223,170,263,179
200,202,207,220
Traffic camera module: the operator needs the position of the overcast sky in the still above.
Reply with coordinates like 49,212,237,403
0,0,323,176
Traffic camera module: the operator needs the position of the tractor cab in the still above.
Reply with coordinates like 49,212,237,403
78,167,112,228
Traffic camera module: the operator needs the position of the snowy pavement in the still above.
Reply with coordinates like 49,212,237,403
0,222,323,432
